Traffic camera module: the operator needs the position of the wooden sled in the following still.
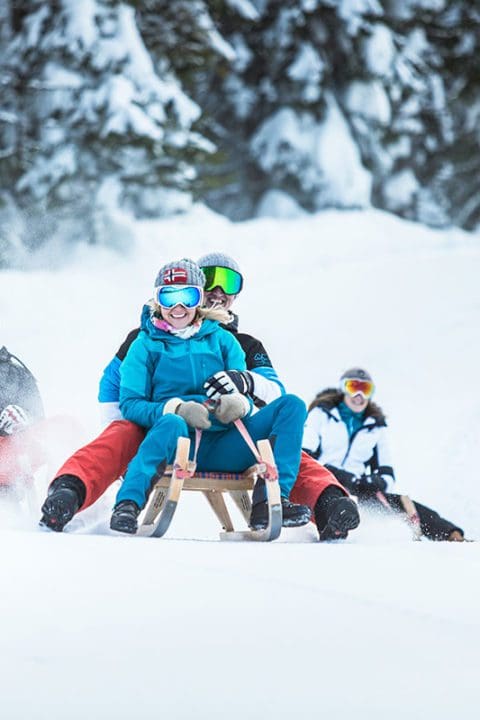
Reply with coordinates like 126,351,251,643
136,436,282,541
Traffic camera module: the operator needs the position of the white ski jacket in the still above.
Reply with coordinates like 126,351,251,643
302,402,395,490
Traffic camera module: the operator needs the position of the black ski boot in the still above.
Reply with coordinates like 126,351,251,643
40,475,86,532
110,501,140,534
249,497,311,530
315,486,360,541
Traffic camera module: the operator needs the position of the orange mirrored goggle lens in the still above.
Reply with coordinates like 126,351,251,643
342,379,374,398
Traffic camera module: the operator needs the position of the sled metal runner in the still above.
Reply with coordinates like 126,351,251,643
136,436,282,541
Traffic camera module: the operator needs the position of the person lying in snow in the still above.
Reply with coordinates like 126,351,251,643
40,253,359,540
302,367,465,541
0,346,79,496
0,345,45,491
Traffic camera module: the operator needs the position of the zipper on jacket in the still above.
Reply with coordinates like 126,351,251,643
341,423,375,467
187,339,198,389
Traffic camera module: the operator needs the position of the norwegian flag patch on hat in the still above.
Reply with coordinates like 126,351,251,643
162,267,188,284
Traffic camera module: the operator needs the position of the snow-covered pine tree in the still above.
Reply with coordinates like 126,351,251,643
2,0,479,265
0,0,26,267
341,0,480,229
0,0,214,261
417,2,480,230
199,0,480,229
133,0,232,204
335,0,453,227
200,0,376,220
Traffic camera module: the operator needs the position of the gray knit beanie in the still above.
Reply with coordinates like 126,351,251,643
154,258,205,288
340,367,373,382
197,252,241,274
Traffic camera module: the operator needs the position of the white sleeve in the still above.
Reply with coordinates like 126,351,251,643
250,372,283,404
302,407,323,456
375,427,396,491
99,401,123,427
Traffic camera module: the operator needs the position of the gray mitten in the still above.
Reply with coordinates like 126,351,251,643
176,401,211,429
214,394,250,424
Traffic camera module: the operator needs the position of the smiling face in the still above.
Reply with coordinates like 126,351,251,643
160,303,197,329
204,286,236,311
343,392,369,413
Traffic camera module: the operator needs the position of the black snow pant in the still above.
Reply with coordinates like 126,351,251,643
324,465,463,540
360,493,463,541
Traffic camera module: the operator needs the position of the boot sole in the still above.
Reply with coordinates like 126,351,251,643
39,504,75,532
110,518,137,534
39,515,66,532
282,512,312,528
319,500,360,541
250,511,311,531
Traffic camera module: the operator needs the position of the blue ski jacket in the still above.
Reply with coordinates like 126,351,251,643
119,305,250,431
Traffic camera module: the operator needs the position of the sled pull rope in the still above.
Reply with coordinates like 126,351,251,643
376,490,422,540
203,399,277,479
234,419,278,480
375,490,391,509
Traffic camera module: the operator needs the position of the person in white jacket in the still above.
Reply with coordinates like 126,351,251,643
302,367,465,541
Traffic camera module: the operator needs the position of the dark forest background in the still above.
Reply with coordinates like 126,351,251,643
1,0,479,264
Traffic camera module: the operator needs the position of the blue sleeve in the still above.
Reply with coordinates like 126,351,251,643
98,356,122,403
119,338,164,428
221,330,247,372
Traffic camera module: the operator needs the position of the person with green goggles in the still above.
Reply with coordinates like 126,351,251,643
40,252,357,542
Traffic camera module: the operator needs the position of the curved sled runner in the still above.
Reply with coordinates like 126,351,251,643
136,436,282,541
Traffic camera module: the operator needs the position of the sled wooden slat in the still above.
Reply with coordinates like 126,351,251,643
228,490,252,523
137,437,282,541
203,490,235,532
151,467,260,492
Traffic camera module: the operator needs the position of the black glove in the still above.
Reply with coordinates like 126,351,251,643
354,472,388,496
324,464,357,493
203,370,254,402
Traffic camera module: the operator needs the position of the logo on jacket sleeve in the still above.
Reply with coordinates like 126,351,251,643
253,352,271,367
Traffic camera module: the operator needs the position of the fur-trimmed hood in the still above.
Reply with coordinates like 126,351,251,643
308,387,387,426
222,312,239,332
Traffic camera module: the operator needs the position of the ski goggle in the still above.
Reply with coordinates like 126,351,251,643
341,378,375,399
201,266,243,295
154,285,203,309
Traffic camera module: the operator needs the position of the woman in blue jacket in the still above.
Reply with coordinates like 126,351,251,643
111,258,310,534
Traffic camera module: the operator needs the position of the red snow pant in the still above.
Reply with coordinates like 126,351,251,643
0,416,83,488
290,451,347,511
52,420,346,513
54,420,145,508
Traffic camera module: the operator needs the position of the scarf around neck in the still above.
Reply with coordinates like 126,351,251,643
150,313,202,339
338,401,365,438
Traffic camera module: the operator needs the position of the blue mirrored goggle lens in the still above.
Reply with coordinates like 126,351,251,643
155,286,202,309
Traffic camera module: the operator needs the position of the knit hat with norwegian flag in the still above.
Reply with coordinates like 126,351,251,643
154,258,206,288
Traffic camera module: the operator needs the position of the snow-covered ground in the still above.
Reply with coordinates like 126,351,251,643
1,206,480,719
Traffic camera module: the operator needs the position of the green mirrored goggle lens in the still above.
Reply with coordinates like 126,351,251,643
202,266,243,295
